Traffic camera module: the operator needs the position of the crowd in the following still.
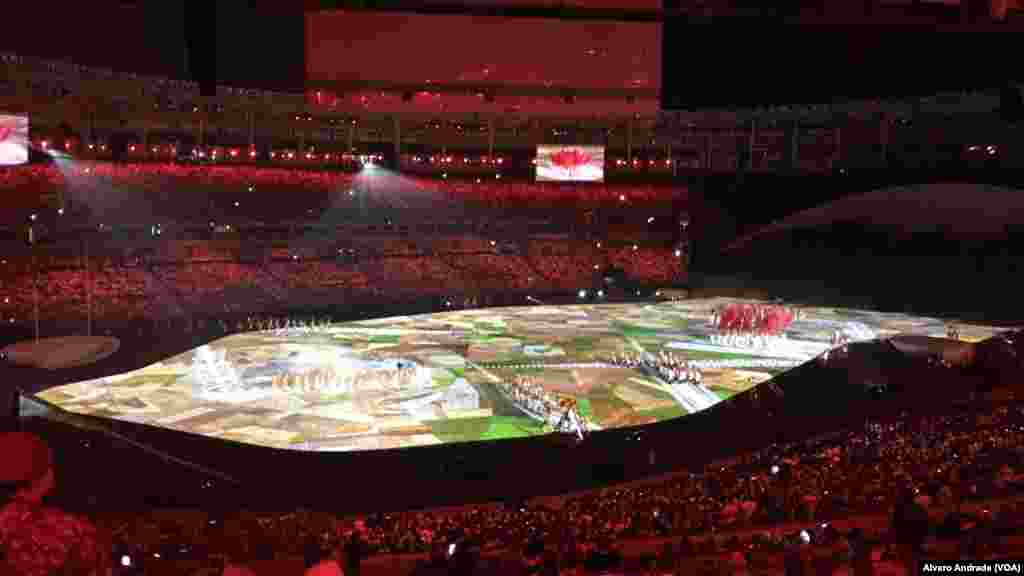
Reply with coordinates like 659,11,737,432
5,379,1024,574
0,237,685,326
0,161,682,229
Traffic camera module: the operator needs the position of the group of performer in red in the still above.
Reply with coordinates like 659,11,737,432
710,303,797,336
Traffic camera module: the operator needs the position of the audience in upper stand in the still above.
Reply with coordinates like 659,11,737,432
0,237,685,325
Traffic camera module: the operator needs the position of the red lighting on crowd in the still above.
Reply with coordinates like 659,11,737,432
230,149,239,157
249,150,257,158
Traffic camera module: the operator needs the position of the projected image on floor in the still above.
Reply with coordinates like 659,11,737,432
35,299,1005,452
536,145,604,182
0,114,29,166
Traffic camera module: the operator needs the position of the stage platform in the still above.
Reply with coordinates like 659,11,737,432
33,298,1006,452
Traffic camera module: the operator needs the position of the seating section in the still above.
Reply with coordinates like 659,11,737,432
31,390,1024,574
0,238,684,324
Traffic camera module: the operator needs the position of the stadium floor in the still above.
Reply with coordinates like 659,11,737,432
32,298,1006,452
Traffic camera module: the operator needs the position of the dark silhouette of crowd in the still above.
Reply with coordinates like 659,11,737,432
6,381,1024,574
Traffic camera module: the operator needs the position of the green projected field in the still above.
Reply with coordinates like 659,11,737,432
34,299,1005,451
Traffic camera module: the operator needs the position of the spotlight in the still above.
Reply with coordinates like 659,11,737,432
647,217,655,223
619,195,626,201
674,250,681,257
578,290,587,299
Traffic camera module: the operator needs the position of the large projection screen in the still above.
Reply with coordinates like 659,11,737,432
0,115,29,166
536,146,605,182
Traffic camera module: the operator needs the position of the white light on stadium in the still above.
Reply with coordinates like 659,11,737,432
596,242,602,248
633,245,638,251
29,214,36,221
248,186,254,192
674,250,681,257
475,178,481,184
647,217,655,223
495,174,501,180
57,208,64,216
88,144,94,150
234,201,240,207
442,173,448,179
41,140,48,149
578,290,587,299
597,290,604,297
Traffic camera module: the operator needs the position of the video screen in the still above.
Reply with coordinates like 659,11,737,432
32,299,1006,452
536,146,604,182
0,115,29,166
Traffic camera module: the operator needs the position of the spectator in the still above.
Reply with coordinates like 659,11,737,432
222,546,257,576
303,541,343,576
343,522,365,576
0,432,110,576
890,485,929,574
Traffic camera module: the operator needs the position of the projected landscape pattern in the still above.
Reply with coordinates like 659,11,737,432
36,300,1004,452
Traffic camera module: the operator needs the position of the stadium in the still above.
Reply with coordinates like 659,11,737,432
2,1,1024,574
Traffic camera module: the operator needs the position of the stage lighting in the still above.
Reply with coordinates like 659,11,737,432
578,290,587,299
495,174,501,179
619,195,626,202
647,217,655,223
674,250,681,257
234,201,240,207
